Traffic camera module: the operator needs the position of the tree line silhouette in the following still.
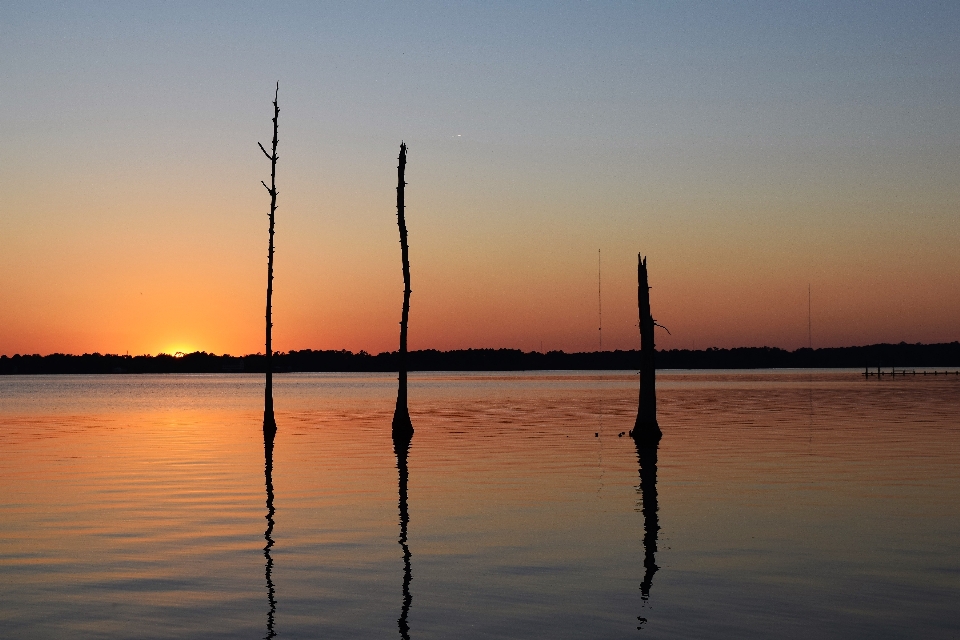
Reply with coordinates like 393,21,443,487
5,342,957,376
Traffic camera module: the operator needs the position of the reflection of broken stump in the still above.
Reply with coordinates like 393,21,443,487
633,254,662,444
636,442,659,601
392,143,414,438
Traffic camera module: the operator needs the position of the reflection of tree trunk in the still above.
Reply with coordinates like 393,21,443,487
263,426,277,639
261,83,280,431
393,143,413,437
636,442,659,600
394,430,413,640
633,254,661,444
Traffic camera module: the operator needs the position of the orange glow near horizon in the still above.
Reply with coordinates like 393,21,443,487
3,193,958,358
2,169,959,357
3,146,957,358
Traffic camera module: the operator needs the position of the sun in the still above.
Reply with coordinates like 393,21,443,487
159,343,197,357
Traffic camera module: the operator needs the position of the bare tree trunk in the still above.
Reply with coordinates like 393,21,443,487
633,254,662,443
393,143,413,437
260,83,279,432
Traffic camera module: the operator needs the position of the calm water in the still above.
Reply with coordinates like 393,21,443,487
1,370,958,639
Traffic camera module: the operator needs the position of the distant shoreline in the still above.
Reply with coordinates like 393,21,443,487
2,342,958,375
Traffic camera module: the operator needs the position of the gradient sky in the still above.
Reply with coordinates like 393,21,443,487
2,1,958,356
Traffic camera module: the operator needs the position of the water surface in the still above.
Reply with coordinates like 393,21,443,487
1,370,958,638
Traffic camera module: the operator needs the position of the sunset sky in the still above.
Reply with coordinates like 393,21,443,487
1,2,958,357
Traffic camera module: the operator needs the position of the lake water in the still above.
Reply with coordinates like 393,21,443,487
1,370,958,639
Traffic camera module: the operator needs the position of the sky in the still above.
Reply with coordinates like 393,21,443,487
1,1,958,356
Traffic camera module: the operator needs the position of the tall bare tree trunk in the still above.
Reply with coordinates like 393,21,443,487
633,254,662,443
260,83,279,431
393,143,414,437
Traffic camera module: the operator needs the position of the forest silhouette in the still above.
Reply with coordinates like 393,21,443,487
4,342,956,375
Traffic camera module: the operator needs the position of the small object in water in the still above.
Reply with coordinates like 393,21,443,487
618,431,625,437
595,433,598,437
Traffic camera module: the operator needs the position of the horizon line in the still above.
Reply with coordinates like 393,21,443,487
3,341,958,360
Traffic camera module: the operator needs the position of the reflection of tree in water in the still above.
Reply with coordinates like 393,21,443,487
263,424,277,639
394,430,413,640
635,442,659,631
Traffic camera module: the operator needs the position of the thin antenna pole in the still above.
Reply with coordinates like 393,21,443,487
808,283,812,350
598,249,602,351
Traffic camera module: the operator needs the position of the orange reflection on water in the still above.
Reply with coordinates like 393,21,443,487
1,371,959,637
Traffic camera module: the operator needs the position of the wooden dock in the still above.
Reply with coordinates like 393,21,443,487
863,367,960,378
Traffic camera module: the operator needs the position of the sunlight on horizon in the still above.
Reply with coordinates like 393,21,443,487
159,344,198,358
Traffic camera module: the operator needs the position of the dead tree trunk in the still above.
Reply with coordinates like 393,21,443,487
633,254,662,443
260,82,279,432
393,143,413,437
